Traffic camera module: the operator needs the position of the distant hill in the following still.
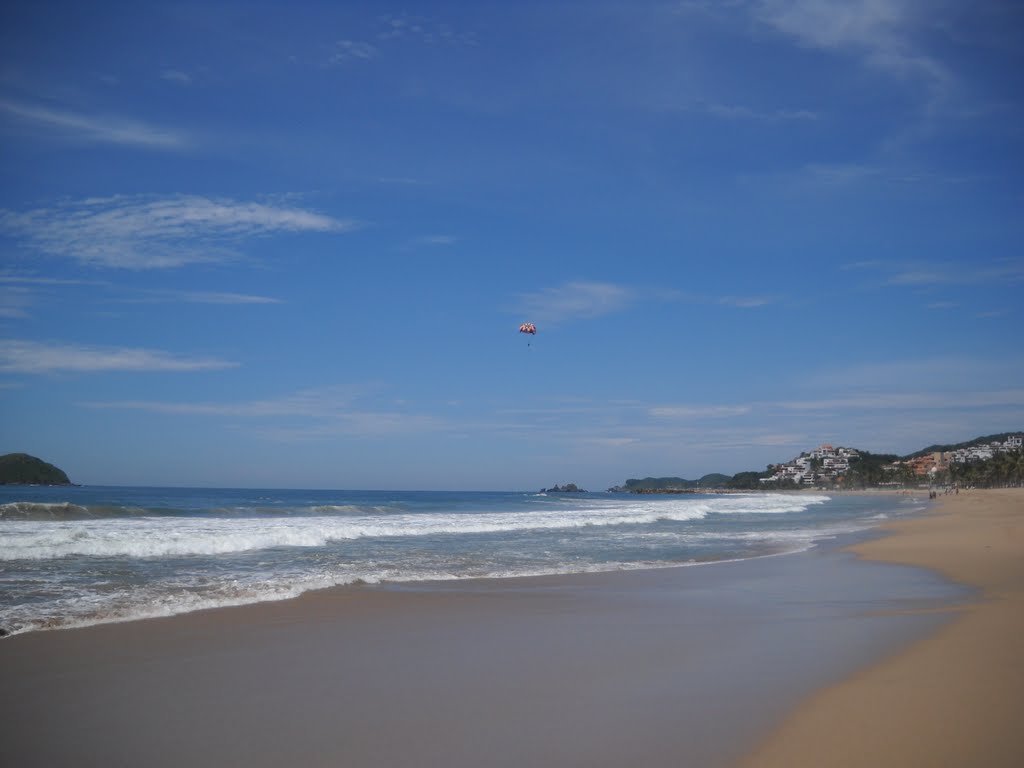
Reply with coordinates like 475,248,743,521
611,431,1022,492
905,432,1022,459
0,453,72,485
617,477,690,492
696,473,732,488
616,474,731,492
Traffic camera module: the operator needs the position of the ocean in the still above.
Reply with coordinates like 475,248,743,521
0,485,927,636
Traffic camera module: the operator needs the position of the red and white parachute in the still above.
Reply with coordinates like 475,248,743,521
518,322,537,335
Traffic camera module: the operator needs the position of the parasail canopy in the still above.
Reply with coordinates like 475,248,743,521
518,322,537,335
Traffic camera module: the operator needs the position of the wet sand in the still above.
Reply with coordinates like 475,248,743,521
740,488,1024,767
1,508,966,767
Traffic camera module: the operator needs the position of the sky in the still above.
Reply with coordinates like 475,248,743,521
1,0,1022,491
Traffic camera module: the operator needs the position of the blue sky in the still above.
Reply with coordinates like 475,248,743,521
1,1,1022,490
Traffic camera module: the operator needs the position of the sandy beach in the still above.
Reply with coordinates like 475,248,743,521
2,489,1019,767
740,487,1024,767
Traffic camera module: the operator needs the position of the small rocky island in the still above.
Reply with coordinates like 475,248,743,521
0,453,73,485
541,483,586,493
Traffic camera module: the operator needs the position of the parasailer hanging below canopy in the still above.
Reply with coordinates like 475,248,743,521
519,322,537,347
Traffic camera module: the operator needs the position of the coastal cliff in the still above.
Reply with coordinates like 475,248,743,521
0,453,72,485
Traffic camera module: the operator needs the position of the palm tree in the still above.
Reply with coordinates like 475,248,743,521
1008,450,1024,487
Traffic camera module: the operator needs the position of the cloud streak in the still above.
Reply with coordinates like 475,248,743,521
717,295,776,308
177,291,283,305
0,272,106,319
82,385,445,438
649,405,753,419
0,340,237,374
0,99,187,149
0,195,358,269
325,13,477,67
705,103,817,121
0,287,33,319
516,281,634,325
376,12,478,47
846,258,1024,287
753,0,952,96
84,386,358,418
330,40,378,63
117,290,284,305
160,69,193,85
777,389,1024,411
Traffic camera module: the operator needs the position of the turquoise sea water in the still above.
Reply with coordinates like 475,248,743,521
0,486,927,635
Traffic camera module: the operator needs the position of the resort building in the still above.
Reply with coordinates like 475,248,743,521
948,435,1023,464
762,444,859,485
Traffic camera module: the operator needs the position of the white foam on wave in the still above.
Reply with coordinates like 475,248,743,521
0,493,833,562
0,542,821,637
0,577,339,636
0,501,93,520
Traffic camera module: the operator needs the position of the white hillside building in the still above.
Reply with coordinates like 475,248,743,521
762,444,859,484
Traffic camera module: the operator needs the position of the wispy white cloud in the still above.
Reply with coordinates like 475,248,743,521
119,290,284,305
791,358,1024,413
160,69,193,85
762,163,978,193
799,163,885,186
330,40,378,63
415,234,459,246
82,385,445,438
746,433,810,447
705,103,817,121
84,386,358,418
0,195,357,269
250,412,444,440
976,309,1010,319
580,437,640,448
649,404,753,419
513,283,777,326
753,0,952,95
676,0,749,16
756,0,906,50
0,272,105,319
777,388,1024,411
886,270,952,286
325,13,476,67
516,281,634,325
178,291,283,305
845,258,1024,287
890,264,1024,287
663,290,781,309
0,286,33,318
717,295,775,308
679,0,951,99
0,340,237,374
0,99,187,149
377,176,428,186
495,397,644,420
376,12,478,47
0,271,98,286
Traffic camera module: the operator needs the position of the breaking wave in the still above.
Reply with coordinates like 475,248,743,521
1,494,830,561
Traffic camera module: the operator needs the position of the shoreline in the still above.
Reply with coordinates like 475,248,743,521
0,488,918,639
0,494,964,767
738,487,1024,767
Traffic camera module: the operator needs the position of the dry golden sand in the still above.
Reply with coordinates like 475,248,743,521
739,488,1024,768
